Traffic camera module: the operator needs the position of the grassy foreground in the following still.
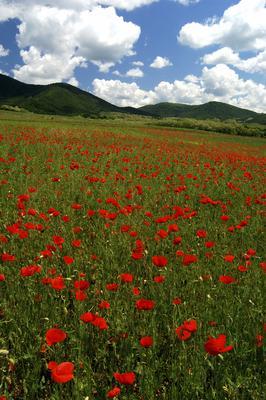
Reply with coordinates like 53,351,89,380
0,112,265,399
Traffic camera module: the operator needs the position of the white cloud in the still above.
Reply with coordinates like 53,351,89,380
132,60,144,66
112,70,123,76
236,50,266,74
0,69,9,75
150,56,173,68
67,77,79,87
126,67,144,77
0,44,9,57
13,46,85,84
92,79,157,107
92,65,266,113
202,47,240,65
178,0,266,51
0,0,158,14
174,0,200,5
1,3,141,84
184,74,199,83
97,0,159,10
91,61,115,73
202,47,266,75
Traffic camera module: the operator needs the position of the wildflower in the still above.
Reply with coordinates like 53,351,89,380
107,387,121,398
48,361,74,383
135,299,155,310
204,334,233,355
140,336,153,348
45,328,67,346
113,372,135,385
152,255,168,268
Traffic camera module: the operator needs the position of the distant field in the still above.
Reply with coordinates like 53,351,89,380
0,113,265,399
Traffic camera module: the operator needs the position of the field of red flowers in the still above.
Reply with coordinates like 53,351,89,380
0,124,265,399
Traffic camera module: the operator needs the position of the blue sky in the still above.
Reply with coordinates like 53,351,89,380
0,0,266,112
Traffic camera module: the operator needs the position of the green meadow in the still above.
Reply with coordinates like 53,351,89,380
0,111,265,400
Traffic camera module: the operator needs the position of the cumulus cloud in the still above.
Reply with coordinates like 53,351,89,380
150,56,173,68
236,50,266,74
98,0,159,10
0,0,158,14
13,46,85,84
0,44,9,56
126,67,144,77
67,77,79,87
132,60,144,66
178,0,266,51
0,2,141,83
92,79,157,107
202,47,240,65
174,0,200,5
92,65,266,113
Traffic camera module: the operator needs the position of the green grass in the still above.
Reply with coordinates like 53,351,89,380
0,115,265,399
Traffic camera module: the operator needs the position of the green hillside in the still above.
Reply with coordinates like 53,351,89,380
0,74,146,117
1,74,265,123
140,101,266,124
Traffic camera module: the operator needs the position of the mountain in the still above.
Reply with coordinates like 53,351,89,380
139,102,266,124
0,74,147,116
1,74,265,123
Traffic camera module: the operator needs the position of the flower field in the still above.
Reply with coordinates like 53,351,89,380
0,123,265,399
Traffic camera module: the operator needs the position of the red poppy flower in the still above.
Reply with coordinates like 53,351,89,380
220,215,230,221
247,248,256,256
173,236,182,245
63,256,74,265
175,326,192,341
20,265,42,277
156,229,168,239
223,254,235,263
168,224,179,232
45,328,67,346
113,372,135,385
182,254,198,266
48,361,74,383
53,236,64,246
205,241,215,248
255,335,263,348
106,283,119,291
204,334,233,355
172,297,182,305
132,287,140,296
238,265,248,272
152,256,168,268
120,273,133,283
80,312,95,323
71,239,81,248
196,230,207,238
131,251,144,260
91,316,108,330
153,275,165,283
135,299,155,310
75,290,87,301
0,274,5,282
98,300,110,309
183,319,197,333
219,275,236,284
140,336,153,348
51,276,65,290
1,253,16,262
74,280,90,290
107,387,121,398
